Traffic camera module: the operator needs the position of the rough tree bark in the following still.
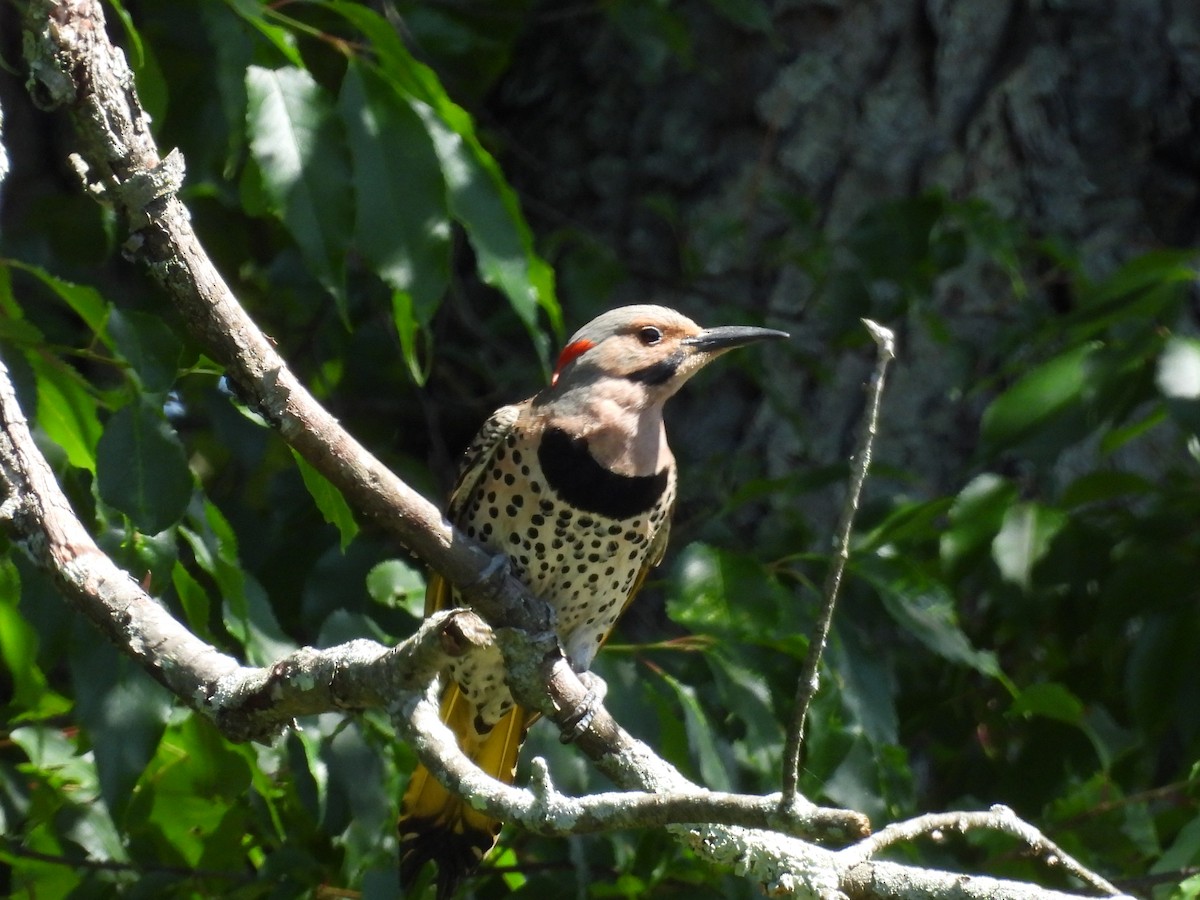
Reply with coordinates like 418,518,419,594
488,0,1200,520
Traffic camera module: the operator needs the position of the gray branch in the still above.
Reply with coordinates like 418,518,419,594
782,319,896,805
9,1,1133,897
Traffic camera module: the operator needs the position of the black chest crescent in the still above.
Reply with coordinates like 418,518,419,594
537,427,669,520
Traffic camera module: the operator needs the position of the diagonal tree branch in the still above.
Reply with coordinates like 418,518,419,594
11,2,1133,897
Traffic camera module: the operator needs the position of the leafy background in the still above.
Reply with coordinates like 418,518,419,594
1,1,1199,898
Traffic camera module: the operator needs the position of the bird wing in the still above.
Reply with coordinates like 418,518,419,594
424,402,524,617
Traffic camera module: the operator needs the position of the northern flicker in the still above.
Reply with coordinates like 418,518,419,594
399,305,788,897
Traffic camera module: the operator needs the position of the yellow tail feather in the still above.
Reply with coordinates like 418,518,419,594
399,681,532,898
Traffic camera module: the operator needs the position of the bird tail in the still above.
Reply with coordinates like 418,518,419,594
399,681,531,898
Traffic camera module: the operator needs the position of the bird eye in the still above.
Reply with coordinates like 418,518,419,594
637,326,663,345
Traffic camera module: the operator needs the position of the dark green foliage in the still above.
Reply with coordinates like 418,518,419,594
1,2,1198,899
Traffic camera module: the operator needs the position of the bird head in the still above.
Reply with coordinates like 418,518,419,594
547,304,789,401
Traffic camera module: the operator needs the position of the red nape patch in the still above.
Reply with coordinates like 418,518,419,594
551,339,595,386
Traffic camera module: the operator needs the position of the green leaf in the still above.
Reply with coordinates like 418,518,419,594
0,560,70,718
981,342,1101,451
390,290,435,385
323,1,561,354
939,473,1018,575
1084,249,1198,308
416,105,557,341
290,447,359,550
829,625,898,747
1153,814,1200,877
11,724,96,787
108,308,183,394
821,735,887,822
1060,470,1154,508
991,501,1067,591
221,0,305,67
1010,681,1084,724
96,400,193,534
1080,704,1138,772
126,715,254,868
10,261,113,348
171,560,212,640
106,0,168,123
338,60,450,318
246,65,352,308
669,543,788,644
182,501,295,665
365,558,426,617
705,649,785,777
29,355,103,473
653,668,732,791
869,566,1006,681
70,644,170,819
705,0,774,33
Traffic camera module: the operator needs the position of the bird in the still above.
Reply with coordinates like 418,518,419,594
399,304,789,897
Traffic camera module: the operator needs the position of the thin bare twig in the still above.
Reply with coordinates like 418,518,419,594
781,319,896,806
839,805,1123,897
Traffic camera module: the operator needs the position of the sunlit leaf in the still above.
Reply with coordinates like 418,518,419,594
222,0,304,67
390,290,435,386
1009,681,1083,724
126,715,255,867
1157,335,1200,434
0,560,70,718
10,261,112,348
171,560,212,640
940,473,1017,575
981,342,1100,451
338,61,450,320
669,543,788,644
991,501,1067,591
289,447,359,551
365,558,426,617
29,355,103,472
323,1,561,358
246,65,352,309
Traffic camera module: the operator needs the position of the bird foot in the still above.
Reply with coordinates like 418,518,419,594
558,671,608,743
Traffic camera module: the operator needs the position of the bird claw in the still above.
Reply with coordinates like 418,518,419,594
559,672,607,743
559,689,598,743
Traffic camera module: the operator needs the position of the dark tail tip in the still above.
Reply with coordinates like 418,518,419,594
399,817,492,899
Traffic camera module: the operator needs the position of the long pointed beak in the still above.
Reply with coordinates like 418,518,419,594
683,324,790,353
